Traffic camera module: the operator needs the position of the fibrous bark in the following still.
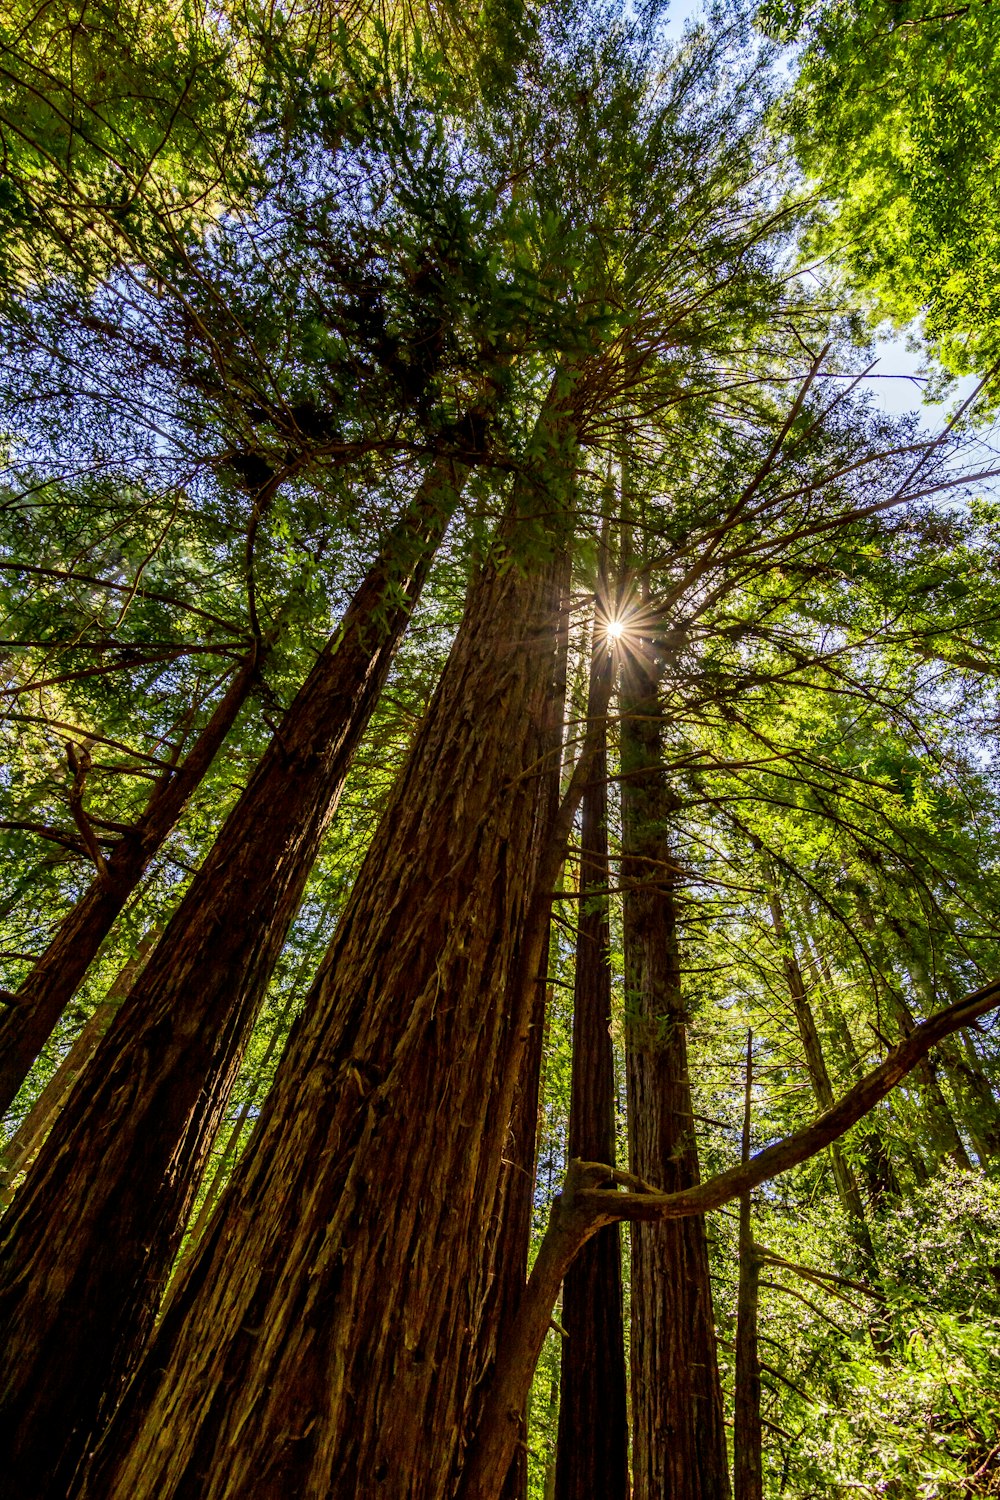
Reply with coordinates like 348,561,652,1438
78,403,576,1500
0,454,467,1500
554,635,628,1500
620,647,730,1500
0,647,260,1118
0,927,158,1207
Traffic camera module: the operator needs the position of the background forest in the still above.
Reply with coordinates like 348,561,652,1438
2,0,1000,1497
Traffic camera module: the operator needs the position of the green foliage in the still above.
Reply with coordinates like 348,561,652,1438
765,0,1000,380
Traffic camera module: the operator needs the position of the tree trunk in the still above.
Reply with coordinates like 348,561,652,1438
457,975,1000,1500
766,887,876,1262
902,944,1000,1160
0,647,260,1117
0,928,158,1207
0,454,468,1500
852,887,971,1169
733,1031,762,1500
77,399,577,1500
470,576,570,1500
798,925,903,1202
621,649,731,1500
555,637,629,1500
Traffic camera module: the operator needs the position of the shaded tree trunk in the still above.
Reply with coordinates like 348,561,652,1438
0,927,158,1206
0,454,468,1500
733,1030,762,1500
555,635,629,1500
0,647,261,1117
620,648,730,1500
471,579,571,1500
77,399,578,1500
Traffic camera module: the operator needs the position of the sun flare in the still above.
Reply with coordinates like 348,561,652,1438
605,619,626,641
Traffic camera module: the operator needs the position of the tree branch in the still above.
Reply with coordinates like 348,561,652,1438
456,971,1000,1500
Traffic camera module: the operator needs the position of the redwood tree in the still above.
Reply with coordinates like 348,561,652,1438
554,627,629,1500
620,643,731,1500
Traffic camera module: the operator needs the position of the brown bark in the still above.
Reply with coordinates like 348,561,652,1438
78,398,577,1500
733,1031,762,1500
554,637,628,1500
457,972,1000,1500
620,649,730,1500
0,928,158,1207
0,647,260,1118
473,577,571,1500
0,454,467,1500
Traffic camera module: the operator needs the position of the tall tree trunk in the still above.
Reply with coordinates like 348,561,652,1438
901,942,1000,1160
0,927,158,1206
555,635,629,1500
471,579,570,1500
621,649,731,1500
0,454,468,1500
798,925,902,1202
766,886,876,1263
0,647,260,1117
77,397,578,1500
733,1030,762,1500
852,887,971,1169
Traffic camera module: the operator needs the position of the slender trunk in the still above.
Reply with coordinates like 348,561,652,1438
766,887,875,1262
852,888,971,1169
887,984,972,1169
0,928,158,1206
0,649,260,1117
78,395,577,1500
0,455,467,1500
621,649,730,1500
542,1367,561,1500
799,926,904,1202
733,1031,762,1500
903,946,1000,1159
555,636,628,1500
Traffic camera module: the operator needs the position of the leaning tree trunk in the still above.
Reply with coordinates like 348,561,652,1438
77,402,577,1500
0,644,260,1117
766,885,876,1264
621,646,731,1500
0,927,159,1206
554,635,629,1500
797,923,902,1203
852,886,971,1169
0,454,468,1500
